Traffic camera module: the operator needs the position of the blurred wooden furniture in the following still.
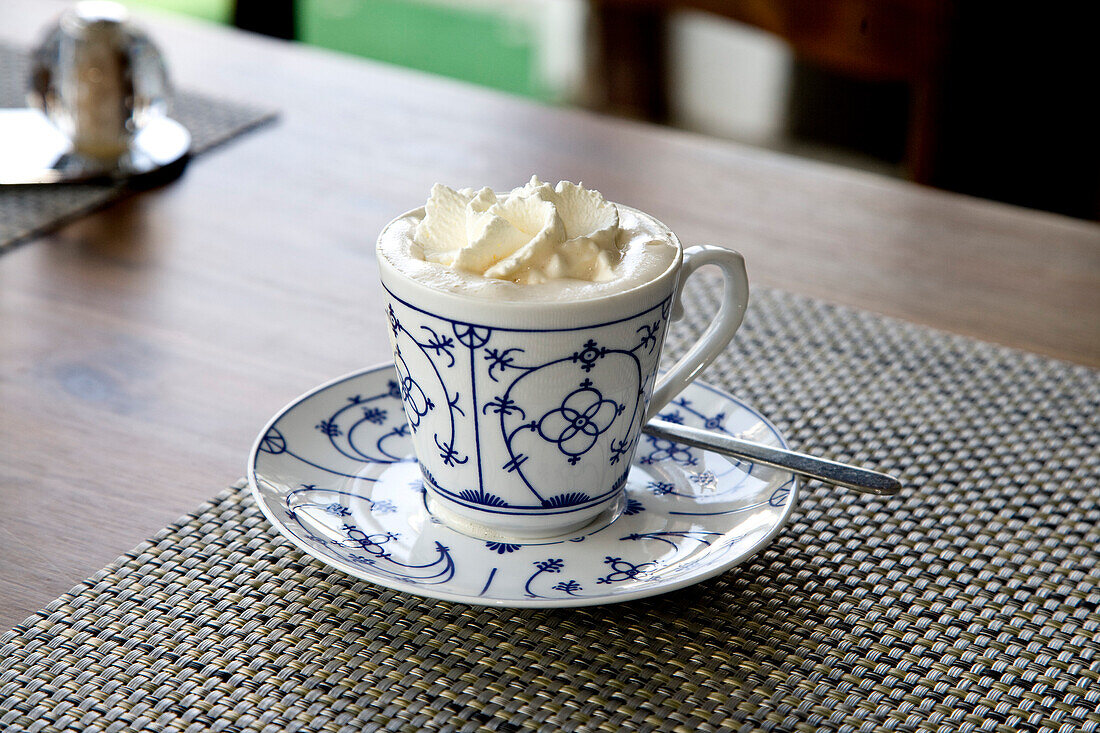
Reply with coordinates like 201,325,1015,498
1,0,1098,631
589,0,1100,219
588,0,953,183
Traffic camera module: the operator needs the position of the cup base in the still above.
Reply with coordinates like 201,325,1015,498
424,491,626,542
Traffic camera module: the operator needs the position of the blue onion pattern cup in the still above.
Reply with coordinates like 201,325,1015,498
378,206,749,538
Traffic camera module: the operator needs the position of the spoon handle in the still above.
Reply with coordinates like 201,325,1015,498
642,419,902,496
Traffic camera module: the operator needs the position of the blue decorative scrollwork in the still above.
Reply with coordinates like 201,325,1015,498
418,326,456,367
536,379,624,465
383,284,672,518
638,436,697,467
372,499,398,514
483,394,524,418
524,557,565,597
620,530,723,549
688,470,718,491
387,304,400,336
639,398,739,469
267,382,409,473
522,558,586,598
453,323,491,349
457,488,507,507
485,347,523,382
769,477,795,507
277,483,457,586
324,502,351,517
389,307,468,470
608,435,636,466
315,419,341,437
286,485,402,520
486,541,522,554
703,413,727,431
338,523,454,585
361,407,388,425
596,556,657,584
648,480,675,495
341,524,399,559
395,360,432,432
552,580,583,596
571,338,609,372
376,424,410,461
483,327,655,509
434,434,469,467
258,427,286,455
636,321,663,352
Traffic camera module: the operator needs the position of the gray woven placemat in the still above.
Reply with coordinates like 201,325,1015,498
0,41,276,251
2,282,1098,733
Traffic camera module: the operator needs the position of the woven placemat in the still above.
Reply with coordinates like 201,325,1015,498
0,41,276,252
2,282,1098,732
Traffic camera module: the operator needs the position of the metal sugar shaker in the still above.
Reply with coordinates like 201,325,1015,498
29,1,170,164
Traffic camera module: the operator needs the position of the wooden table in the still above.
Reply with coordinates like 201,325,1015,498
1,0,1097,633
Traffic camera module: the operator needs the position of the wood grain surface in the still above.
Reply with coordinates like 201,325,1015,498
1,0,1098,631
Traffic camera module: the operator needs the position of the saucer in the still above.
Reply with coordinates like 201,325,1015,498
248,364,799,608
0,110,190,186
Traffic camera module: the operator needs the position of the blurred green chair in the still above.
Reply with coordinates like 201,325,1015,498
297,0,545,99
121,0,235,24
127,0,547,100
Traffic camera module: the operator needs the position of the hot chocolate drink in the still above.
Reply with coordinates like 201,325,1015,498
377,177,680,303
376,177,749,538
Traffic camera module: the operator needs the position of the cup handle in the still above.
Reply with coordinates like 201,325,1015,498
647,245,749,419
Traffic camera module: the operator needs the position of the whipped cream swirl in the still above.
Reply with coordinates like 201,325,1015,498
414,176,621,284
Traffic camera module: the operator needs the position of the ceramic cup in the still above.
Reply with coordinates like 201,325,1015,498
378,205,748,538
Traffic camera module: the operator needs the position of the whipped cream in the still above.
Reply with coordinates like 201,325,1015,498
416,177,623,284
378,178,680,303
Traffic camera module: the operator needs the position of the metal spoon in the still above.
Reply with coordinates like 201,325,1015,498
642,419,902,495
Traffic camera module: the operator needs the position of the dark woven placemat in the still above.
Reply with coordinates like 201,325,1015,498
0,41,276,252
2,282,1098,732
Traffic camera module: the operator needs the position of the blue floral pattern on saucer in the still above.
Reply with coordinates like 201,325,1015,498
248,364,799,608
